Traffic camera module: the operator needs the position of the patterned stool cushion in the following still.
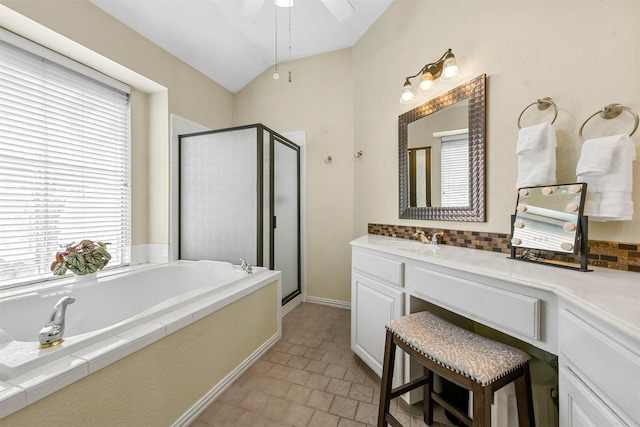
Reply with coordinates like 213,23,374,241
386,311,531,386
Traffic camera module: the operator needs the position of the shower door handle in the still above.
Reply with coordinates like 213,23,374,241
273,216,277,228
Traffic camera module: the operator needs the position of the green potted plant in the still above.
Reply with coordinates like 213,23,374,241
51,240,111,276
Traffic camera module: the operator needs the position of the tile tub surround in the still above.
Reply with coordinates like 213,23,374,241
190,302,455,427
1,276,281,425
368,223,640,273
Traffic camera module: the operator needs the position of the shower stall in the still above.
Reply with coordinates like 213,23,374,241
179,124,301,304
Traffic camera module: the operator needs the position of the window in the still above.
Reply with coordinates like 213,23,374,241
440,133,469,207
0,30,131,289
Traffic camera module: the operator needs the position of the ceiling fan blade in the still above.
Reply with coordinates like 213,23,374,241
239,0,266,24
320,0,355,23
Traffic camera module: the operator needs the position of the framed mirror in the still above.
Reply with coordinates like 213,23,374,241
509,183,590,271
399,74,486,221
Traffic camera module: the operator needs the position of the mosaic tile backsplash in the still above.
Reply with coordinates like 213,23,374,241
368,223,640,273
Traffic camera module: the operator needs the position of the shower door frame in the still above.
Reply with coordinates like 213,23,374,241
178,123,301,304
270,132,301,305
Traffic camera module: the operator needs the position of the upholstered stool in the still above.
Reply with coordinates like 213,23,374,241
377,311,535,427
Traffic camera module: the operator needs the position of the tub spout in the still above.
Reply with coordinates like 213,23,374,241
38,296,75,348
239,258,253,275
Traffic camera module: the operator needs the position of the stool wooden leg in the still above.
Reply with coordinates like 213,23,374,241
514,364,536,427
472,383,491,427
423,367,434,425
378,330,396,427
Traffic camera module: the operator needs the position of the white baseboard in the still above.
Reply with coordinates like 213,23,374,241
305,296,351,310
282,294,302,317
172,332,280,427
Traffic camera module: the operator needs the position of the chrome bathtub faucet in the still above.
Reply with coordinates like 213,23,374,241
239,258,253,275
38,296,75,348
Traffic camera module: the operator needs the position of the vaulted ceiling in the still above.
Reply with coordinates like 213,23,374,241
90,0,392,93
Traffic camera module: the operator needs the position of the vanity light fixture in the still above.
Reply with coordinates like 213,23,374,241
399,48,461,104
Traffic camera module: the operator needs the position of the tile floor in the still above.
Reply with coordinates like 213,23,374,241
190,302,455,427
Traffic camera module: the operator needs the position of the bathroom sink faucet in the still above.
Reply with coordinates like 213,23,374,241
414,230,444,245
38,296,75,348
414,230,431,244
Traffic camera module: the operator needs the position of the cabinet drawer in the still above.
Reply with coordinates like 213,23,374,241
559,365,626,427
352,250,404,287
411,266,540,340
560,308,640,423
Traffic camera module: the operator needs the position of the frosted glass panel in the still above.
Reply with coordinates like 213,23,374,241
274,139,299,300
180,128,258,264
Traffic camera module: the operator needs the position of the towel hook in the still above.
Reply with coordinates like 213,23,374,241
517,97,558,129
324,155,333,164
578,103,639,142
354,150,363,159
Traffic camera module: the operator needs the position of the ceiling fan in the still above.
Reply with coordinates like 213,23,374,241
239,0,355,24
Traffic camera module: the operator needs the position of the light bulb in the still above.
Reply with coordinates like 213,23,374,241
273,72,280,80
399,81,415,104
441,55,460,80
419,71,435,92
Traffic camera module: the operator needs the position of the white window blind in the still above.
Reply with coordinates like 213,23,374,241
0,31,131,288
440,133,469,207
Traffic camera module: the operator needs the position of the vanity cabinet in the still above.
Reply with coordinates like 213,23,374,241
350,234,640,426
558,302,640,426
351,248,404,382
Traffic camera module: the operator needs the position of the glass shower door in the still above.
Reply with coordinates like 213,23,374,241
272,135,300,303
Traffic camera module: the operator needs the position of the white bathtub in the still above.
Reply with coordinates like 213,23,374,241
0,260,280,420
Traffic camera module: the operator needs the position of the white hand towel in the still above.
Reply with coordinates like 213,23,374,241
577,133,636,221
516,122,557,189
576,134,624,176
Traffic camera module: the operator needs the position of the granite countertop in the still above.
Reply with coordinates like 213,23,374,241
351,234,640,342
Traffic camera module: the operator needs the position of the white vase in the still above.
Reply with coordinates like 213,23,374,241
74,272,98,283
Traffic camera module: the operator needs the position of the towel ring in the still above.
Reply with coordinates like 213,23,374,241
517,97,558,129
578,103,639,142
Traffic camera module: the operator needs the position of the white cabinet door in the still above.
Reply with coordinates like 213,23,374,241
351,272,404,379
559,366,628,427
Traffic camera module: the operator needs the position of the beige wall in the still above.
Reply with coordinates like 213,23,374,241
353,1,640,243
235,49,355,303
2,281,279,426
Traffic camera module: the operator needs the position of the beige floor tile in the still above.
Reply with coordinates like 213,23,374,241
308,410,340,427
348,383,375,403
282,402,315,426
305,372,331,390
261,376,292,398
305,359,329,374
337,418,367,427
307,388,336,412
190,303,454,427
284,383,313,405
354,401,378,425
304,347,326,361
329,395,359,419
324,363,348,379
287,355,310,370
287,367,312,385
326,377,352,397
202,401,245,426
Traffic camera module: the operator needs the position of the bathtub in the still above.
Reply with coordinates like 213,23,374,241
0,260,281,422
